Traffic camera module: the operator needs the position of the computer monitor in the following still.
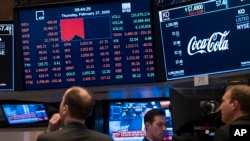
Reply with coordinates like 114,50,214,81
105,98,174,141
170,87,224,135
1,102,49,127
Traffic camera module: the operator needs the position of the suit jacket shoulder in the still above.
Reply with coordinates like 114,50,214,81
213,115,250,141
37,122,113,141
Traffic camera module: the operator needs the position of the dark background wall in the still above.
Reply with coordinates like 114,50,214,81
0,0,14,20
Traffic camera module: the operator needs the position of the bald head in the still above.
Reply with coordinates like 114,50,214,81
63,86,94,120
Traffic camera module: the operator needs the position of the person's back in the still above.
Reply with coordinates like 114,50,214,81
36,86,113,141
37,122,112,141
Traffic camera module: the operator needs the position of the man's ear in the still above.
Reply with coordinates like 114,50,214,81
62,104,69,114
232,100,239,110
145,122,151,129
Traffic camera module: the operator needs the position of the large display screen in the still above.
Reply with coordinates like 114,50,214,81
108,100,173,141
17,0,157,90
159,0,250,80
0,22,14,91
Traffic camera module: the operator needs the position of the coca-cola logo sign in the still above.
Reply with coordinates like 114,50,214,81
187,31,230,56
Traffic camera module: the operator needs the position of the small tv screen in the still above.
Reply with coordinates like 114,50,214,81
158,0,250,80
107,99,173,141
1,103,49,126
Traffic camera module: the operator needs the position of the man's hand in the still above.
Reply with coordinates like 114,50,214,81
46,113,62,132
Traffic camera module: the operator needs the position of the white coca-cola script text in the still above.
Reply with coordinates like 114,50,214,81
187,31,230,56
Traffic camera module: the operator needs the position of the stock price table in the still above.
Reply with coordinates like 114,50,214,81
18,0,156,90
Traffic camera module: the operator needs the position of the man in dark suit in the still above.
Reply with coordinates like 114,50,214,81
37,86,113,141
214,85,250,141
142,109,166,141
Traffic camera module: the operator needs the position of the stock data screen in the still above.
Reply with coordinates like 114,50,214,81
0,23,14,91
18,0,156,90
159,0,250,80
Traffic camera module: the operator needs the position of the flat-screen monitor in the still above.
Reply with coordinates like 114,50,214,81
0,21,14,91
170,87,224,135
158,0,250,80
106,99,174,141
15,0,159,90
1,103,49,127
